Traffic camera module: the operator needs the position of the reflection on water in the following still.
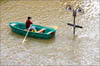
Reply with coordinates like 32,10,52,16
0,0,99,65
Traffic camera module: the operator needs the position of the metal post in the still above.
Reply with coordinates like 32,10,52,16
73,16,76,35
73,10,76,35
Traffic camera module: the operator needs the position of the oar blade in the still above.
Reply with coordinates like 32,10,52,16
22,39,26,44
50,26,58,30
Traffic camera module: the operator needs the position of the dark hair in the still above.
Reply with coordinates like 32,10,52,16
28,17,31,19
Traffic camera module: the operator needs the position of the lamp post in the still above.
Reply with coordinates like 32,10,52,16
66,5,84,36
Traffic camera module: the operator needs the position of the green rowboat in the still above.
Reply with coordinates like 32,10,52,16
9,22,56,39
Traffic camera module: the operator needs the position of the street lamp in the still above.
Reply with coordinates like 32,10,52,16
66,5,84,36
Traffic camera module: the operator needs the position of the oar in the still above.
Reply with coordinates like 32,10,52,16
22,25,31,43
37,24,58,30
49,26,58,30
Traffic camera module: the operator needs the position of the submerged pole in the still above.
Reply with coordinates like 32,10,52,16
73,10,76,35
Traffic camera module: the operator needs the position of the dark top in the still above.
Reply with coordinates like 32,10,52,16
26,19,32,29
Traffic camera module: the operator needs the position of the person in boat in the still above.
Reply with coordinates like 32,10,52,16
26,17,37,32
26,17,32,29
26,17,45,33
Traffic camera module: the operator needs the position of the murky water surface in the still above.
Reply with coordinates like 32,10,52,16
0,0,100,65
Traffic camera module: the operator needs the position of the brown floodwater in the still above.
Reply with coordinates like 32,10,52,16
0,0,100,65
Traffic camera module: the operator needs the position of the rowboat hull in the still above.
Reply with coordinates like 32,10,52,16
9,22,56,39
